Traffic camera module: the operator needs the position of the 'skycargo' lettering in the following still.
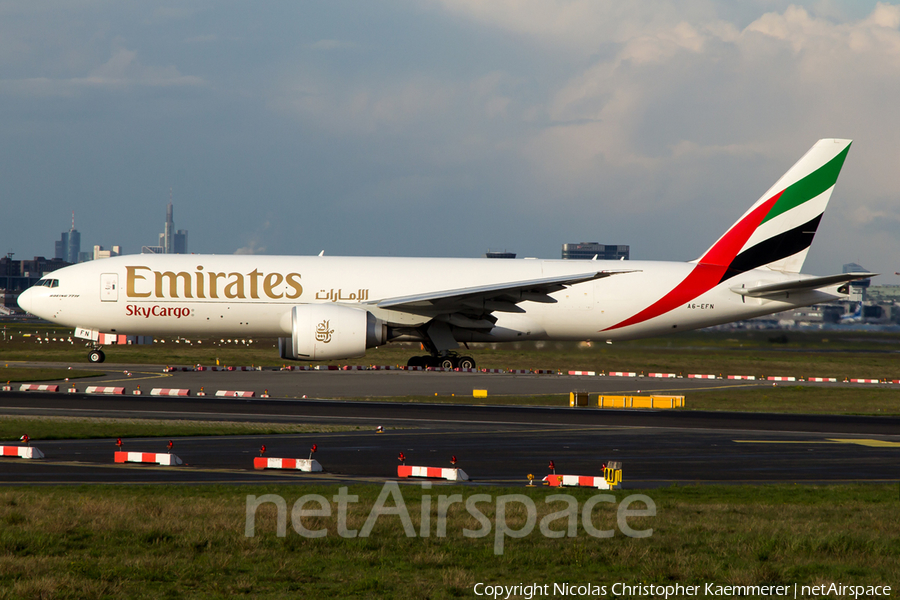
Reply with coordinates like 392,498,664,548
125,305,192,318
126,266,302,301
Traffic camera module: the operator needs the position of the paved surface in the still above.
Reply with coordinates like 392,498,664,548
0,382,898,487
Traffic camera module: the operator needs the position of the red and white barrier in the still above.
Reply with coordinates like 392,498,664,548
397,465,469,481
455,368,478,373
19,384,59,392
341,365,367,371
480,369,504,374
767,376,796,382
688,374,717,380
404,366,425,371
808,377,837,382
369,365,400,370
150,388,191,396
315,365,341,371
727,375,757,380
226,366,261,371
114,451,182,466
542,474,616,489
533,369,555,374
1,384,11,392
163,367,194,372
281,365,313,371
608,372,637,377
84,386,125,395
1,446,44,459
253,457,323,472
215,390,256,398
850,378,880,384
648,373,677,378
508,369,530,374
568,370,596,376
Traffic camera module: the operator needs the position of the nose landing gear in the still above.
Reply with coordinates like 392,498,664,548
88,348,106,363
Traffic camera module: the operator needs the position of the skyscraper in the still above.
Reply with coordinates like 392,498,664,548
54,232,68,261
159,201,174,253
55,213,81,263
156,193,187,254
174,229,188,254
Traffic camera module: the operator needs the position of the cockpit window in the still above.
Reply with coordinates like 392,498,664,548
36,279,59,288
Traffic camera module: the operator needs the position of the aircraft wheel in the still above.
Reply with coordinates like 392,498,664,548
439,357,456,369
89,349,105,363
457,356,476,370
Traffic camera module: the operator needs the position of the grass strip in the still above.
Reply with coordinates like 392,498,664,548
3,327,900,379
0,483,896,599
0,415,369,441
340,386,900,416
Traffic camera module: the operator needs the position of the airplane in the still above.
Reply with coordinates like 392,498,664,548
18,138,875,368
840,302,863,323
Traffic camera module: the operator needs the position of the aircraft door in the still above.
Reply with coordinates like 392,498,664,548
100,273,118,302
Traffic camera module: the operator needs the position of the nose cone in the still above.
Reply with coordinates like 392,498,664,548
17,287,33,314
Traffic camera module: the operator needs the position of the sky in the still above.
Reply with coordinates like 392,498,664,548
2,0,899,282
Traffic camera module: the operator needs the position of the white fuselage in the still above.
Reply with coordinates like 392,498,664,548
18,254,835,343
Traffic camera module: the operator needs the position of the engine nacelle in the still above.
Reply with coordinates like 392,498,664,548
278,304,386,361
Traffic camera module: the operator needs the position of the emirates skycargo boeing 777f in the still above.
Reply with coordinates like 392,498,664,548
18,138,874,367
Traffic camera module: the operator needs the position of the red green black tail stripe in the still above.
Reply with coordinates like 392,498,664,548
603,143,849,333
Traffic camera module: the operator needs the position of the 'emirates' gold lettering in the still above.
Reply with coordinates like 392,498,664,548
127,266,152,298
264,272,284,299
126,266,304,301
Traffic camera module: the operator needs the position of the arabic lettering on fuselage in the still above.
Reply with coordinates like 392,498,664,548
314,289,370,302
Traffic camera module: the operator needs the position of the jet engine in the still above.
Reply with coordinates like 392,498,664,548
278,304,386,361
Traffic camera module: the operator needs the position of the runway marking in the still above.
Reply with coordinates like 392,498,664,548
735,438,900,448
88,371,172,384
602,383,762,395
828,438,900,448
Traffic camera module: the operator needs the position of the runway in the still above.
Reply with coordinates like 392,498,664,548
1,375,898,487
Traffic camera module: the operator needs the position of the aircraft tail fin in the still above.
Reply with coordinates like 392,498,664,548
695,138,851,281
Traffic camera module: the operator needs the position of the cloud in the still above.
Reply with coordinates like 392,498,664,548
234,242,268,255
3,1,899,280
235,222,272,255
1,40,205,97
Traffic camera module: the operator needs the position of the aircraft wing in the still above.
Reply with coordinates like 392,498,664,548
373,270,639,315
730,272,877,298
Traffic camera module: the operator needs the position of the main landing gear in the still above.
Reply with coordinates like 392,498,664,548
406,354,476,370
406,320,476,369
88,348,106,363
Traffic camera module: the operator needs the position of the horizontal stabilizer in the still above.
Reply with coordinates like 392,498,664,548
731,272,877,298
